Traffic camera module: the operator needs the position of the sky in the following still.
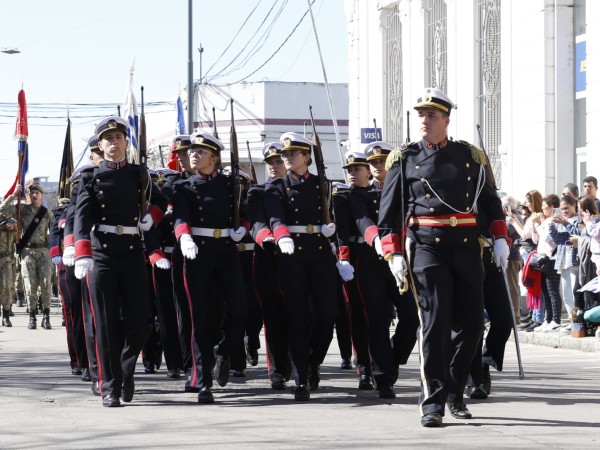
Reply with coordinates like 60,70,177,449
0,0,348,193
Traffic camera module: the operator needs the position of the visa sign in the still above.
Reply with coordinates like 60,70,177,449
361,128,383,144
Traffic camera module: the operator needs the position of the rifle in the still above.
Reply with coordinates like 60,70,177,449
406,111,410,143
230,100,240,229
212,107,219,140
139,86,148,216
246,140,257,186
308,106,331,224
373,118,379,140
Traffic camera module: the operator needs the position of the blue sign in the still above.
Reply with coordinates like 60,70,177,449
360,127,383,144
576,40,586,94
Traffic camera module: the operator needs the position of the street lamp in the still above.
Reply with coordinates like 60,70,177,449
1,47,20,54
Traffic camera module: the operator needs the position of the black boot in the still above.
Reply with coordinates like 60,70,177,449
28,311,37,330
2,309,12,327
17,292,24,307
42,308,52,330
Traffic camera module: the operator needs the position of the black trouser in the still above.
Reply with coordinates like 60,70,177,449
81,279,98,382
58,263,88,371
409,242,484,416
152,261,184,371
142,264,163,371
356,246,417,387
171,246,193,372
184,241,248,389
87,250,152,398
231,249,263,372
542,269,562,323
335,280,353,361
253,243,291,381
467,248,513,386
276,244,337,385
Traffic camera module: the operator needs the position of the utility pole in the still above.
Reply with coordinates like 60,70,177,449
198,44,204,83
187,0,194,134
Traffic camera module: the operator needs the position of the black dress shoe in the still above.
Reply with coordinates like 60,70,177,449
231,369,246,377
378,384,396,399
144,363,157,374
184,384,200,393
449,403,472,419
213,348,230,387
421,413,443,427
197,387,215,404
466,385,488,400
340,357,353,370
71,367,83,376
271,374,287,390
358,375,374,391
294,385,310,401
481,364,491,395
308,365,320,391
167,369,181,379
81,368,91,382
122,376,134,403
91,381,101,396
102,394,121,407
246,347,259,367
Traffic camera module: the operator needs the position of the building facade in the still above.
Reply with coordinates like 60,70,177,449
345,0,592,199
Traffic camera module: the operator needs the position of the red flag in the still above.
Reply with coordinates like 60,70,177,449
4,90,29,198
166,139,181,171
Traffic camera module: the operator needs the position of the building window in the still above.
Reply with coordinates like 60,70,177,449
424,0,447,93
476,0,502,187
383,5,403,146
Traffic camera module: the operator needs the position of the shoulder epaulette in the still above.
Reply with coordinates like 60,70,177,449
455,140,488,166
385,142,418,171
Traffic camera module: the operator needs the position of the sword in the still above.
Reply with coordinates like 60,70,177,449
499,260,525,379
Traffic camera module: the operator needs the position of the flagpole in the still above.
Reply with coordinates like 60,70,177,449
187,0,194,134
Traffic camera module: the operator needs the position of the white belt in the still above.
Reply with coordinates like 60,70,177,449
237,242,255,252
349,236,365,243
96,224,139,235
163,246,175,253
191,227,230,238
288,225,320,234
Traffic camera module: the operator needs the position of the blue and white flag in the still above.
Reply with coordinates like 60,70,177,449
176,95,186,134
122,65,139,163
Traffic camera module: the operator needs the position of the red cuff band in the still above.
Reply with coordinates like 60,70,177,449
337,245,351,261
50,246,61,258
175,223,192,240
241,218,251,232
58,219,66,229
256,228,273,246
64,234,74,247
273,225,290,243
147,204,164,226
489,220,508,240
381,233,403,257
364,225,379,246
149,250,167,266
75,240,92,259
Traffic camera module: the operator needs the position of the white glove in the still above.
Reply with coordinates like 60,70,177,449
63,245,75,267
388,254,407,288
180,234,198,260
336,260,355,282
372,236,383,257
155,258,171,270
278,236,295,255
51,256,62,266
138,213,154,232
230,227,246,243
74,257,94,279
321,223,336,238
493,238,510,268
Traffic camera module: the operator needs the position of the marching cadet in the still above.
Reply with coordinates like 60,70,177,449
172,131,248,404
263,132,338,401
331,175,373,391
73,117,168,407
247,142,291,389
0,184,54,330
0,216,17,327
62,136,104,395
348,144,419,399
377,89,509,427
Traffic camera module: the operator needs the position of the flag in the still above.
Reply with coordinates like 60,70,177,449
4,89,29,199
166,138,180,171
122,64,139,163
176,94,186,134
57,118,74,199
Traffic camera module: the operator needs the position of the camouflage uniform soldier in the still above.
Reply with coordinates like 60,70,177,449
0,184,54,329
0,216,17,326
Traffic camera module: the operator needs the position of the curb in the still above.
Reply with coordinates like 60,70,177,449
516,329,600,352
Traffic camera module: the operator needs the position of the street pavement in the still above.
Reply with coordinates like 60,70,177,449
1,305,600,449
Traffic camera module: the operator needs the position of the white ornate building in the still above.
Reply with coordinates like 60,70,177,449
345,0,593,198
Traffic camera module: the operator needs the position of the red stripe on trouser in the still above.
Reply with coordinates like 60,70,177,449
85,274,103,398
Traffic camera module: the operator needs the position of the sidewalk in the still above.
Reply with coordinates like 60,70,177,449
516,327,600,352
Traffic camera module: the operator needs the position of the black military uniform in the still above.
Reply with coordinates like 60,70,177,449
263,132,337,400
247,144,291,388
331,179,373,390
172,131,248,403
74,117,168,407
378,90,507,425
